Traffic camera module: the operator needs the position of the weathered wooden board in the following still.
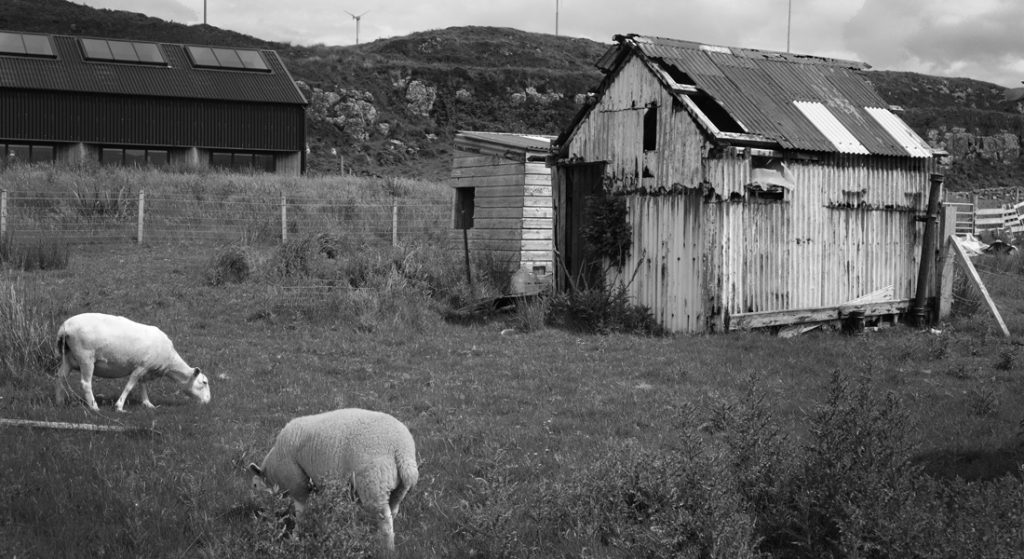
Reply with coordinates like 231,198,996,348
451,162,525,179
949,235,1010,337
451,175,523,189
730,299,912,330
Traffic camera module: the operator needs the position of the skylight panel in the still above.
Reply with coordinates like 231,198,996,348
133,42,164,64
186,45,270,71
81,38,113,60
186,45,220,67
236,49,268,70
0,32,56,58
22,34,54,56
212,48,244,68
108,40,139,62
793,101,869,155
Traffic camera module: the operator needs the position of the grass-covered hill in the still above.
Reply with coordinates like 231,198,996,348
5,0,1024,186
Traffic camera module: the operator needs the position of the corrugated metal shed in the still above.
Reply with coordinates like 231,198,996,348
604,34,932,158
0,32,306,105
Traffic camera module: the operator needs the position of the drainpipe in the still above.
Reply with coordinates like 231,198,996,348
910,173,944,327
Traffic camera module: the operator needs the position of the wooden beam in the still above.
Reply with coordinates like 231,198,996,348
730,299,912,331
949,235,1010,337
0,418,157,434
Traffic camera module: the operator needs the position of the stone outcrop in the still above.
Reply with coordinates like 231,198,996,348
300,81,379,143
927,128,1021,163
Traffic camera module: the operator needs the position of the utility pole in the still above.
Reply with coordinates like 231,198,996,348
555,0,560,36
203,0,207,25
786,0,792,52
345,10,369,45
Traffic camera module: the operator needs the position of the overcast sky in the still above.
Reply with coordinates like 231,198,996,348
74,0,1024,88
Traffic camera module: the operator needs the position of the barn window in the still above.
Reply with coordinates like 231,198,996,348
100,147,170,167
454,188,475,229
210,151,276,172
746,156,793,202
643,104,658,151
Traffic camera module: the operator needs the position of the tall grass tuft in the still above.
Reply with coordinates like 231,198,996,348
546,284,662,335
0,234,70,271
0,278,60,384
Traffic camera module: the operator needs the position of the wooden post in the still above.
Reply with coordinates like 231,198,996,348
949,236,1010,337
281,191,288,243
937,205,958,321
971,193,979,236
0,189,6,243
392,201,398,247
136,189,145,244
463,228,472,285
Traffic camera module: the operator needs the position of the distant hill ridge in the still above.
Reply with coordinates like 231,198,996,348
3,0,1024,187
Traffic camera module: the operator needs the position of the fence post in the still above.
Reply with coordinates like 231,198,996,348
281,192,288,243
136,189,144,244
0,190,6,243
392,201,398,247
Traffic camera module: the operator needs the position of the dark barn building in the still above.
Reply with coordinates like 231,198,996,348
0,30,307,174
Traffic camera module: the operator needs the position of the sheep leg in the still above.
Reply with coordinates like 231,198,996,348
114,367,148,412
137,383,156,408
80,359,100,411
354,470,396,551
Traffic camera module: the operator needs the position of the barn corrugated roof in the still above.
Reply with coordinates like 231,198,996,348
578,34,932,158
0,32,306,105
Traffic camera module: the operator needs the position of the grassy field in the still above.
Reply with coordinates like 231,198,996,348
3,169,1024,558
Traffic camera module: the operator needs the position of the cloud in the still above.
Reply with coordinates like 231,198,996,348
844,0,1024,86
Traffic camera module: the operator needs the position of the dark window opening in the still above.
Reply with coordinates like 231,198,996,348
210,151,276,172
100,147,170,167
643,105,658,151
691,91,744,133
454,188,475,229
1,143,54,166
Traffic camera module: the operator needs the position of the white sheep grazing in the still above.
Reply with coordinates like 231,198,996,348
54,313,211,412
248,408,419,551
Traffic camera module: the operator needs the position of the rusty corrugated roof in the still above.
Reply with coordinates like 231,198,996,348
456,131,554,153
628,35,931,158
0,32,306,105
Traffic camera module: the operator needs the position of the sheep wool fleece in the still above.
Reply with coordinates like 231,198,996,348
259,408,418,512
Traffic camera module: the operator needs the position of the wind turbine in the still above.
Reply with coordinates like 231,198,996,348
345,10,369,45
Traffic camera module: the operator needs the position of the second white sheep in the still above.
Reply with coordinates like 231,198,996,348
249,407,419,551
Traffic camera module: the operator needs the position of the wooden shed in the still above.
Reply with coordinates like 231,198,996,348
552,34,941,333
451,131,555,277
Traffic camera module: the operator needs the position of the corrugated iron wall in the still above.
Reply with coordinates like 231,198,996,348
708,151,931,316
0,90,305,151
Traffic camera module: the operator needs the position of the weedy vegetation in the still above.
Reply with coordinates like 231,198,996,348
3,166,1024,557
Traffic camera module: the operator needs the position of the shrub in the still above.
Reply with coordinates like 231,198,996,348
206,244,263,286
546,284,661,335
247,480,378,558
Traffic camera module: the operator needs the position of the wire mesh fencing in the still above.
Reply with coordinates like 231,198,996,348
0,189,455,250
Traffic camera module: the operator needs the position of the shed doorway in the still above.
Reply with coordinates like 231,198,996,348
556,161,606,291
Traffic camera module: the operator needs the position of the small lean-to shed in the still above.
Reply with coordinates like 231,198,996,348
451,131,556,276
552,34,941,333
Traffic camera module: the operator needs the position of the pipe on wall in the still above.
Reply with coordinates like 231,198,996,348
910,173,944,326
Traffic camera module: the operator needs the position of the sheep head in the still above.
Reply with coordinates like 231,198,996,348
183,368,211,404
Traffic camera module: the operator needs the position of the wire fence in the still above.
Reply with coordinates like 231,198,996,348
0,189,455,249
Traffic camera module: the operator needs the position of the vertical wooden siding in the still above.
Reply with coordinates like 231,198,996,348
450,150,553,272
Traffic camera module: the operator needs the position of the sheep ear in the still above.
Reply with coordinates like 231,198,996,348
193,367,202,378
248,463,263,476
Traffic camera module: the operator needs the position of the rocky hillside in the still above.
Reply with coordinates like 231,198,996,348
4,0,1024,187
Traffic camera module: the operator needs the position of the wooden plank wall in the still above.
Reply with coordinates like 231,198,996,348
450,149,553,274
